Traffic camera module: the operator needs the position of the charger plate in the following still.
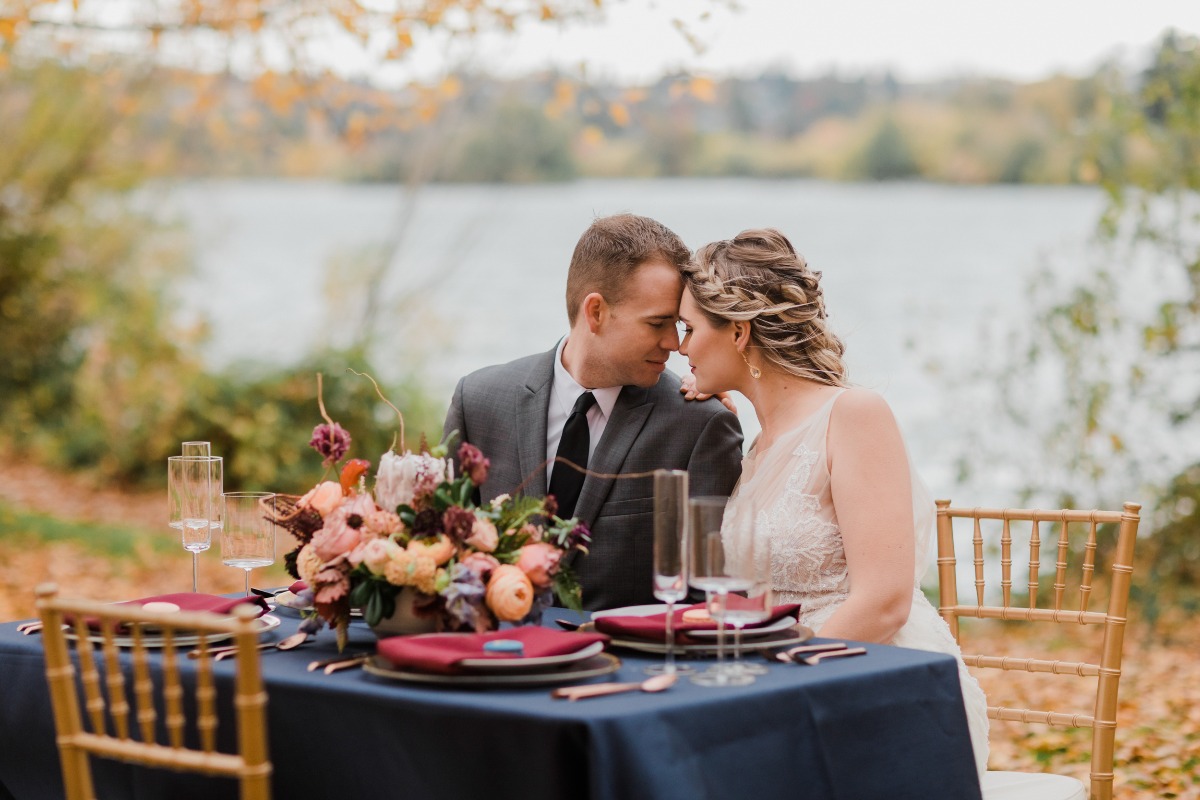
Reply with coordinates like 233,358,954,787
63,614,282,649
581,621,813,656
363,652,621,687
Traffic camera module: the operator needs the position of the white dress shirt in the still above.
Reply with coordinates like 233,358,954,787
545,337,622,489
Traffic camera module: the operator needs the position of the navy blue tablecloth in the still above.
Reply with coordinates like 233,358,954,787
0,608,981,800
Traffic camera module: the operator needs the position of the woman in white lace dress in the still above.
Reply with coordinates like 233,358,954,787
677,228,989,775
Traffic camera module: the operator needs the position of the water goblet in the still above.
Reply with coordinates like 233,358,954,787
645,470,694,676
168,455,222,593
221,492,277,596
688,496,754,686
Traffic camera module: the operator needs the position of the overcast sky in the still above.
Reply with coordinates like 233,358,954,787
363,0,1200,85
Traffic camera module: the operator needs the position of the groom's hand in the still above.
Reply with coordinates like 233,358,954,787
679,374,737,414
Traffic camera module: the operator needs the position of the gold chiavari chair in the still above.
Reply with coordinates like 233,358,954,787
35,583,272,800
935,502,1140,800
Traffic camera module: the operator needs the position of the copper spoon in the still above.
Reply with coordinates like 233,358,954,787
551,672,677,701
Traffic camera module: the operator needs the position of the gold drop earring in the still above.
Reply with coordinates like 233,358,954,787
740,350,761,379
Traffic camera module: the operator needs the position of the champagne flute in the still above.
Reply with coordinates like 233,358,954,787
168,455,222,593
181,441,211,457
645,470,694,676
221,492,276,596
688,496,753,687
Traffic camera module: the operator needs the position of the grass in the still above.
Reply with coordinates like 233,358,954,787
0,500,175,557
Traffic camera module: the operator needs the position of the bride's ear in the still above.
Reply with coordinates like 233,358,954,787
732,321,751,351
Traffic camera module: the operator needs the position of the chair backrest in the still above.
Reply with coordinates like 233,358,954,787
934,502,1140,800
35,583,271,800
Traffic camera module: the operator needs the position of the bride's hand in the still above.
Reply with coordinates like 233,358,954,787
679,374,738,414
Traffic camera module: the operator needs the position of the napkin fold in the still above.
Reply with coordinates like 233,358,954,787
591,601,801,643
74,594,270,633
376,627,610,675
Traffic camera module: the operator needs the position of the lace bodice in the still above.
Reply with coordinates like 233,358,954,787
723,389,990,776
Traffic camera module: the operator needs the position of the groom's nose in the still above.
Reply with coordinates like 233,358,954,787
661,326,680,352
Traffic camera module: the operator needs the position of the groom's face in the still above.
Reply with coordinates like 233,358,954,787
592,259,683,387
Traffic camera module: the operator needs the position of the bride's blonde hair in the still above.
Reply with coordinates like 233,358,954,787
682,228,848,387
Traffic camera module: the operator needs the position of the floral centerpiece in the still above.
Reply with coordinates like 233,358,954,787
274,379,590,650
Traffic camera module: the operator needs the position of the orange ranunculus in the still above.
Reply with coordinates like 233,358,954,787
485,564,534,622
407,533,456,566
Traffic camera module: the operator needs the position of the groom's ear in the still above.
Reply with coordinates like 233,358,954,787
581,292,607,333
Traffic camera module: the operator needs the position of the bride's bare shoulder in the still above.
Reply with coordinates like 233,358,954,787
831,387,896,421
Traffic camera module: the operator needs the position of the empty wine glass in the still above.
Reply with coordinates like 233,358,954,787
719,523,773,678
168,455,222,593
221,492,276,596
181,441,211,457
645,470,694,676
688,496,753,687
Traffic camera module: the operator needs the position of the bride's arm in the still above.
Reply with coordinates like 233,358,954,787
816,388,915,643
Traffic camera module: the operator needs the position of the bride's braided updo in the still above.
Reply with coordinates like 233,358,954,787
682,228,848,387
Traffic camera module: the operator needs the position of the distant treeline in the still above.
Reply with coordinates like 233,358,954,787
98,65,1121,185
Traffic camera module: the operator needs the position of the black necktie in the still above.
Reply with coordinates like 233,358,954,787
547,391,596,520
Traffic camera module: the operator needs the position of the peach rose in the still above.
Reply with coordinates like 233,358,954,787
516,541,563,589
465,517,499,552
383,550,414,587
298,481,344,518
407,533,456,566
485,564,534,622
296,544,324,585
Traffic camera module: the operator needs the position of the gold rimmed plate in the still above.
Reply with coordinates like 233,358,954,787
590,604,799,640
362,652,621,687
581,620,813,656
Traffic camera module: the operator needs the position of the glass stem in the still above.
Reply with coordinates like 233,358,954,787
244,569,250,596
664,601,676,674
191,552,199,593
714,590,727,676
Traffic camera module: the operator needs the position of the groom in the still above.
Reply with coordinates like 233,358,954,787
443,213,743,610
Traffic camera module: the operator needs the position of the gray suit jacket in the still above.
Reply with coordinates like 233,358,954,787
443,346,744,610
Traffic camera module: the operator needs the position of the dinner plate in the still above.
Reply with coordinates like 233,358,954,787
590,604,800,640
63,614,282,648
457,640,607,672
272,591,363,619
362,652,621,687
582,621,814,656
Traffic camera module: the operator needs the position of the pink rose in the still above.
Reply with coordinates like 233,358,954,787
464,517,499,552
312,515,363,562
407,533,456,566
460,551,499,579
298,481,344,518
485,564,534,622
515,541,563,589
360,538,401,575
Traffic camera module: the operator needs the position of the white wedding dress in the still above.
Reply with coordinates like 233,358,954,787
723,389,990,776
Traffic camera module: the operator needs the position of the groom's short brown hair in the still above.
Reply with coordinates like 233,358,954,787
566,214,690,325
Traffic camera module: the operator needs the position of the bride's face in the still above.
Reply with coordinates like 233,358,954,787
678,290,744,394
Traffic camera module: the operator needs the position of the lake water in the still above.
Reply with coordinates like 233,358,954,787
165,178,1107,496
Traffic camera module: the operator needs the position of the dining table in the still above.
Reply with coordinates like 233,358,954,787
0,605,982,800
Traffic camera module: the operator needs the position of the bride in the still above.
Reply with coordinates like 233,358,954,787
678,228,989,775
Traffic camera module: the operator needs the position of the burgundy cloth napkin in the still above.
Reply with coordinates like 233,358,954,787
592,600,801,643
376,627,610,675
74,594,270,633
287,581,308,594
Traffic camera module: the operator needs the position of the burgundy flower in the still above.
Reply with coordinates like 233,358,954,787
457,442,491,486
542,494,559,518
411,508,443,537
309,422,351,466
442,506,476,543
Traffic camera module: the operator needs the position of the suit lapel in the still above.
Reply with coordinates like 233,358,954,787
516,348,556,499
572,385,653,527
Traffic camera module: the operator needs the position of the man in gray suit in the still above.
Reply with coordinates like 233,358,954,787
443,214,743,610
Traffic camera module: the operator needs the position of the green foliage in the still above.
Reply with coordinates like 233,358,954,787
936,31,1200,624
445,101,577,183
852,116,920,180
0,501,169,557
